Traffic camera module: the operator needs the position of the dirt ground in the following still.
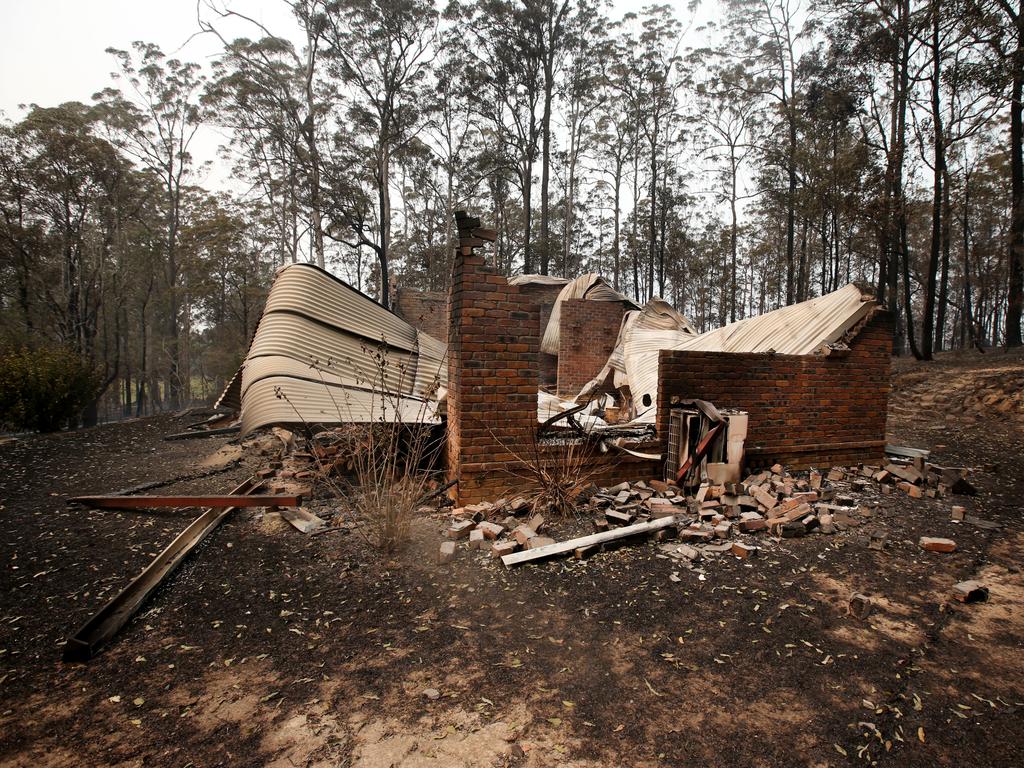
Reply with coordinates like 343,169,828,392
1,349,1023,768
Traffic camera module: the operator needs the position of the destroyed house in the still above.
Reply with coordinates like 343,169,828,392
219,214,892,507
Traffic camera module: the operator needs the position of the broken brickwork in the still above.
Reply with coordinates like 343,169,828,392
447,250,659,504
656,311,894,470
557,299,627,397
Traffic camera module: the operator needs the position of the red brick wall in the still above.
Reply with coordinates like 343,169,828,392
557,299,627,397
656,311,894,471
448,258,664,503
393,288,448,342
519,282,565,388
447,252,541,503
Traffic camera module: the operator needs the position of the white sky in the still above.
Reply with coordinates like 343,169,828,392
0,0,709,115
0,1,285,114
0,0,718,193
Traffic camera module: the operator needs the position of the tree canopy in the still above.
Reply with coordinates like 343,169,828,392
1,0,1021,426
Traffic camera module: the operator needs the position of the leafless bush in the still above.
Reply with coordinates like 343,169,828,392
276,339,445,553
490,423,603,520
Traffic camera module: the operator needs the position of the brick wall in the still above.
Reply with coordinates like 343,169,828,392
557,299,627,397
447,252,541,503
519,282,565,388
393,288,448,341
656,311,894,471
448,256,664,503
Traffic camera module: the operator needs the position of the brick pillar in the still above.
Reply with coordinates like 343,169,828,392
447,250,540,504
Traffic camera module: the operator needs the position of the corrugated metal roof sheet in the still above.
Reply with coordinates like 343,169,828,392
263,264,419,351
540,273,639,355
582,283,879,424
508,274,571,287
221,263,446,435
237,374,437,434
607,299,697,389
671,283,875,355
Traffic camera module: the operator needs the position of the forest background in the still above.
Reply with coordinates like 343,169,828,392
0,0,1020,426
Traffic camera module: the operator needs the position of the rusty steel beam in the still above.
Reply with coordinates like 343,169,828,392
63,477,260,663
70,493,300,510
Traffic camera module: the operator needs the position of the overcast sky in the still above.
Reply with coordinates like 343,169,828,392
0,1,289,116
0,0,693,116
0,0,707,190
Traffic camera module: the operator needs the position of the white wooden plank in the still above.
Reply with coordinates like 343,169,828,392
501,515,678,567
280,507,325,534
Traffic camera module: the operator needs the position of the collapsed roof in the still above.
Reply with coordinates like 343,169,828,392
220,263,878,436
578,282,880,423
217,263,446,435
534,273,640,355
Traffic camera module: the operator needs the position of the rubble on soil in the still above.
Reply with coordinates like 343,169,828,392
435,454,992,571
233,425,998,577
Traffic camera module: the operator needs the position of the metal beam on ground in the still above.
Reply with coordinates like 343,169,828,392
69,493,300,510
163,425,241,440
62,477,260,663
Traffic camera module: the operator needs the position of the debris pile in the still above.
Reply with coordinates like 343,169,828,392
872,456,977,499
437,454,988,569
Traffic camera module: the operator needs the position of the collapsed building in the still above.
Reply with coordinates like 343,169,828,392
218,213,893,506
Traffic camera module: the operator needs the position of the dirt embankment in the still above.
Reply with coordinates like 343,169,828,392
889,346,1024,424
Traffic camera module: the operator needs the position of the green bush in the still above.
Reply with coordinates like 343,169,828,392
0,346,101,432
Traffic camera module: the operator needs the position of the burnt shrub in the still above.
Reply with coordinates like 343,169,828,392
0,346,101,432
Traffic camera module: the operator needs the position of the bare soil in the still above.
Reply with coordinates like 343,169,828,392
1,350,1022,768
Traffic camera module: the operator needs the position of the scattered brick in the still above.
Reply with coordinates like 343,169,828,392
448,519,475,539
439,541,456,564
897,481,924,498
512,525,537,546
731,542,758,559
752,487,778,510
739,517,769,533
951,580,988,603
491,540,518,558
476,521,505,539
527,536,556,550
574,544,600,560
606,509,635,526
886,463,923,484
919,536,957,553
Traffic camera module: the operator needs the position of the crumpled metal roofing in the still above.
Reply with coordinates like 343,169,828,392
219,263,446,435
223,265,876,436
608,298,697,390
670,283,876,355
508,274,570,287
581,283,879,423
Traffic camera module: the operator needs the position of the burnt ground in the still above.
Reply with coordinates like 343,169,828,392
1,351,1023,768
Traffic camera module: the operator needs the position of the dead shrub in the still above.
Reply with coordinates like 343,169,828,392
345,420,441,553
490,423,603,520
276,339,445,553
